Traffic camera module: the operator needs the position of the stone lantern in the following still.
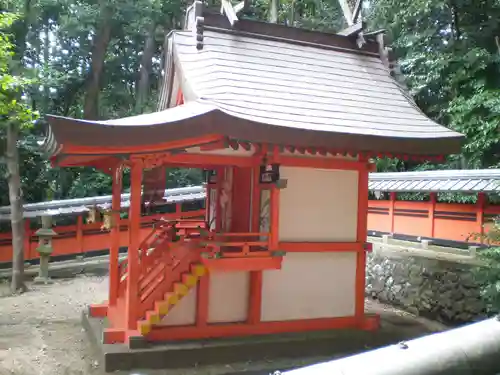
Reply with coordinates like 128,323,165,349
34,215,57,284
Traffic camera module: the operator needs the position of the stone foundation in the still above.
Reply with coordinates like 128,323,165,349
366,244,489,325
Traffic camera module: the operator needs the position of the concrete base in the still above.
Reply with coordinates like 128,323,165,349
82,310,444,373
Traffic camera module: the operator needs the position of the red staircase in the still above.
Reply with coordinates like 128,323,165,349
116,220,207,338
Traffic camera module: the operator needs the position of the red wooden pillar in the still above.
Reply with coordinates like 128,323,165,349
196,169,210,328
248,165,263,324
429,193,437,238
215,167,223,232
269,187,280,250
389,192,396,234
250,166,261,233
109,164,123,306
196,270,209,328
125,160,143,330
231,167,252,233
269,147,280,251
355,159,370,321
477,192,486,244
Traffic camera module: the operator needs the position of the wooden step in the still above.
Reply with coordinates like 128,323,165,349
155,300,170,315
146,310,161,324
137,320,151,336
135,256,207,338
182,272,198,287
174,282,189,297
164,292,179,305
190,263,207,277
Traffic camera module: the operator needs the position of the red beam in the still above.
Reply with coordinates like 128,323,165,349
146,315,378,341
165,153,259,167
63,134,225,156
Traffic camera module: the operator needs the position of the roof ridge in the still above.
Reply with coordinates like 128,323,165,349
198,12,380,56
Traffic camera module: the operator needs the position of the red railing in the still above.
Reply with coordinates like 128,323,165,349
118,221,177,295
0,208,205,265
200,232,271,258
117,218,206,317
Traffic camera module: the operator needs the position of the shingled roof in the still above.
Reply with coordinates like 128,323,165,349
43,8,463,162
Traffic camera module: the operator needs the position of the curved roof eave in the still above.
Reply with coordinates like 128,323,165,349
42,101,220,156
42,99,463,160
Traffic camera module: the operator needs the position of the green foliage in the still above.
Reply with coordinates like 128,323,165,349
0,0,196,203
470,219,500,314
241,0,345,31
0,13,37,135
368,0,500,169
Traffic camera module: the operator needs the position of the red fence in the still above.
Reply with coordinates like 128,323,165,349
0,208,205,265
0,198,499,266
368,196,499,244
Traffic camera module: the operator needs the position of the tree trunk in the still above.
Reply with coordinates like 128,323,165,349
43,23,50,114
135,23,157,114
269,0,279,23
83,4,113,120
6,122,26,293
289,0,296,26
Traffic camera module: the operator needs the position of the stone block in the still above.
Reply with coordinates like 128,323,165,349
382,234,392,244
468,246,479,258
421,239,432,249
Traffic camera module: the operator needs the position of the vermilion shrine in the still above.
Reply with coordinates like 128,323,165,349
42,2,463,348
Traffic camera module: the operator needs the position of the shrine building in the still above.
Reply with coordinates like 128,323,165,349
41,2,463,349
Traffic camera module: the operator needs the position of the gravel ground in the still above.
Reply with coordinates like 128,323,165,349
0,275,445,375
0,276,107,375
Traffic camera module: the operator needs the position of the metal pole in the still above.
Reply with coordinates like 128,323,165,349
281,317,500,375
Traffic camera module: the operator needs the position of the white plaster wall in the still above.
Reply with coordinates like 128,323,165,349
167,70,179,108
159,287,196,326
261,252,356,321
279,167,358,242
208,271,249,323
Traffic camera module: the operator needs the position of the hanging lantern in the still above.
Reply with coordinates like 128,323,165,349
87,206,98,224
259,163,280,184
203,169,217,184
101,209,115,231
